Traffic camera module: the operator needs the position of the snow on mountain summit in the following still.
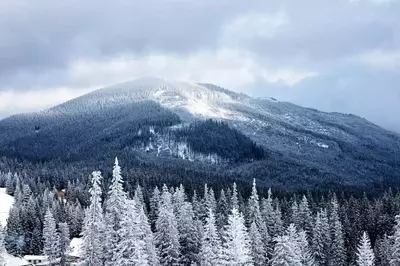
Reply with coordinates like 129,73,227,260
50,77,248,120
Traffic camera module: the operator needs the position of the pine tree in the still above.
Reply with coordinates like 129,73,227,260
216,189,229,234
43,209,60,264
312,209,331,266
375,234,390,266
298,195,313,238
356,232,375,266
149,186,161,229
104,157,128,266
5,205,23,255
5,172,14,196
200,208,222,266
270,235,302,266
330,197,346,266
247,179,268,265
249,221,267,266
58,222,70,266
155,185,181,266
297,229,315,266
221,208,253,266
231,183,239,211
115,201,149,266
391,215,400,265
82,171,105,266
177,201,200,265
138,206,160,266
0,224,6,266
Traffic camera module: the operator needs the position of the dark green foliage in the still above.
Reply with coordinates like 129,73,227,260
174,119,265,162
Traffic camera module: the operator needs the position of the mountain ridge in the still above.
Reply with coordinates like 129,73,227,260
0,77,399,190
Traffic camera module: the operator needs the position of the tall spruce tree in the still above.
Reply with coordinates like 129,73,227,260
221,208,253,266
43,209,60,264
200,208,222,266
58,222,70,266
104,157,128,266
82,171,105,266
356,232,375,266
155,185,181,266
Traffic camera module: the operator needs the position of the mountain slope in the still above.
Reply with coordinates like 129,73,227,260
0,77,399,190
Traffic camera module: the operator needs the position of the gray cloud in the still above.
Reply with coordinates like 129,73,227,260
0,0,400,132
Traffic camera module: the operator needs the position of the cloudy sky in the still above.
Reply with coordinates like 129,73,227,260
1,0,399,132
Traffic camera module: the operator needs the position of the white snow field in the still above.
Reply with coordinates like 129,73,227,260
0,187,14,227
0,188,27,266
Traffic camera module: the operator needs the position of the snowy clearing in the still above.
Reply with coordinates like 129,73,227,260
0,187,14,227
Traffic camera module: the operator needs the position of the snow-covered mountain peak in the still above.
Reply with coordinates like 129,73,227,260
51,77,246,120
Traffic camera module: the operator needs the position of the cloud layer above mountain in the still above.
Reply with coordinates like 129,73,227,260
0,0,399,131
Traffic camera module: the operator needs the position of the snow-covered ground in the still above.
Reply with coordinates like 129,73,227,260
0,188,26,266
69,238,84,258
0,187,14,227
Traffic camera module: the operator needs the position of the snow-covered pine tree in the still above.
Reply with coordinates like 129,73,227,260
216,189,229,233
247,179,268,265
149,186,161,229
155,185,181,266
270,235,302,266
329,197,346,266
135,184,145,207
297,229,316,266
104,157,128,266
221,208,253,266
176,201,200,265
374,234,391,266
231,183,239,211
356,232,375,266
5,172,14,196
138,206,160,266
312,209,331,266
291,200,300,228
200,208,222,266
0,224,5,266
58,222,70,266
43,209,60,264
298,195,313,238
82,171,105,266
115,201,149,266
391,215,400,265
249,221,267,266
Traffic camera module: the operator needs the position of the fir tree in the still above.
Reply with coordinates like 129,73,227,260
104,157,128,266
155,185,181,266
200,208,222,266
221,208,253,266
43,209,60,264
177,201,200,265
330,197,346,266
138,206,160,266
249,221,267,266
391,215,400,265
356,232,375,266
58,222,70,266
270,235,302,266
115,201,149,266
0,225,5,266
82,171,105,266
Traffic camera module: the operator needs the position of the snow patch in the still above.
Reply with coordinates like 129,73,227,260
0,187,14,227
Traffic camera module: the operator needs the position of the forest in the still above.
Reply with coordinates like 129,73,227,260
0,158,400,265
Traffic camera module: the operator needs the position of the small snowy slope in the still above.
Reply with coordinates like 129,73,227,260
0,188,14,227
69,238,84,258
3,252,27,266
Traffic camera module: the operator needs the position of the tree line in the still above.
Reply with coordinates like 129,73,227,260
1,160,400,265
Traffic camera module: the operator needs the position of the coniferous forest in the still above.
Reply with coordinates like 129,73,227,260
1,158,400,265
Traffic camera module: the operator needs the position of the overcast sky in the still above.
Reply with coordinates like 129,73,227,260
0,0,399,132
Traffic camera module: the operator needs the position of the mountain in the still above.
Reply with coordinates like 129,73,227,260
1,77,399,191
